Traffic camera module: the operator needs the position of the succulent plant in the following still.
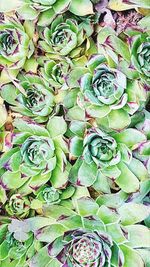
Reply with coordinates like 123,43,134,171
37,186,61,204
0,15,34,84
97,26,150,86
1,72,55,123
5,193,30,218
69,124,149,193
30,184,75,213
36,184,75,204
40,57,71,90
0,219,41,266
129,32,150,84
16,0,94,26
29,197,150,267
0,116,69,194
64,55,147,130
0,0,150,263
48,229,123,267
38,14,94,58
17,0,71,26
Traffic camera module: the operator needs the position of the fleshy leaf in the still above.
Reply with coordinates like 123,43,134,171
78,161,98,186
118,203,150,225
47,116,67,138
69,0,94,16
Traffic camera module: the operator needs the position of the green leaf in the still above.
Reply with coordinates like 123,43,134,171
75,197,99,216
0,104,7,128
0,0,22,12
78,161,97,186
128,158,148,181
86,105,110,118
113,129,146,148
1,84,18,105
35,224,67,243
26,217,56,232
29,172,51,190
72,186,90,204
38,8,56,27
102,165,121,179
69,158,82,184
17,4,38,20
69,136,83,157
47,116,67,138
133,180,150,203
60,186,75,200
30,199,43,210
136,249,150,267
96,191,128,208
14,119,49,137
69,0,94,16
120,245,144,267
0,224,8,243
108,0,135,10
42,205,75,219
116,162,139,193
67,67,87,88
24,57,38,73
126,0,150,8
30,246,61,267
67,106,85,121
51,163,69,188
97,205,120,224
138,15,150,30
106,223,128,244
107,109,131,130
11,151,22,172
118,203,150,225
0,240,10,260
53,0,71,14
93,171,111,193
87,55,106,72
108,35,130,62
0,187,7,204
125,225,150,248
70,121,87,137
2,171,28,189
63,88,79,109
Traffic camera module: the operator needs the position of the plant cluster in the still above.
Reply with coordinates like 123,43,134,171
0,0,150,266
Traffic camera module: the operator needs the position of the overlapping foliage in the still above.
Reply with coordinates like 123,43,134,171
0,1,150,266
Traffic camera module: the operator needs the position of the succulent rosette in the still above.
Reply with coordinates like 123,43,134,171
0,15,34,84
69,124,149,193
49,229,120,267
17,0,71,26
64,55,147,131
5,193,30,218
40,57,71,90
0,219,41,266
29,197,150,267
36,184,75,204
129,32,150,84
37,186,61,205
0,116,69,194
1,72,55,123
30,184,75,212
16,0,94,26
39,14,95,59
0,0,150,263
97,26,150,86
